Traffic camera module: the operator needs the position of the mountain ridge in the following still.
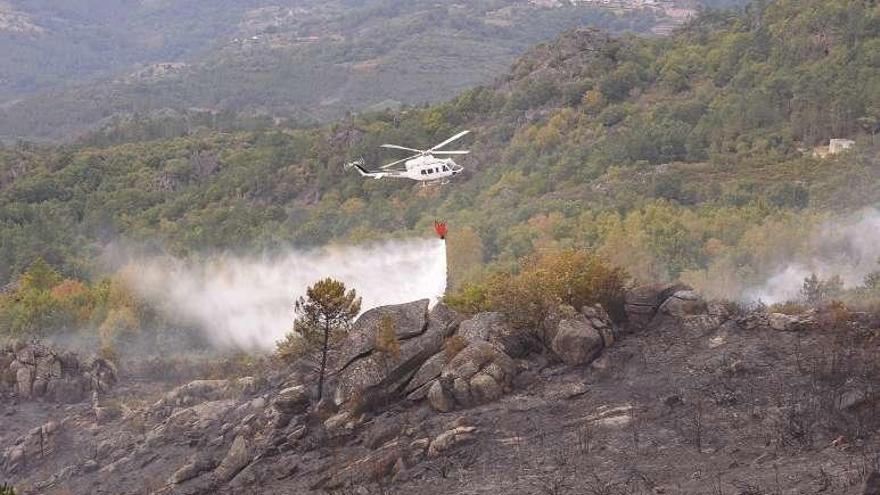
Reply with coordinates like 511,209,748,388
0,0,707,142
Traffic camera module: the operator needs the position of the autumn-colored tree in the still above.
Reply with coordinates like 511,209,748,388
486,249,628,330
51,279,94,327
291,278,361,401
95,274,147,347
19,258,62,292
0,259,65,337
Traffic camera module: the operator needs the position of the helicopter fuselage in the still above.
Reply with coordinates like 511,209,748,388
348,154,463,182
402,154,463,181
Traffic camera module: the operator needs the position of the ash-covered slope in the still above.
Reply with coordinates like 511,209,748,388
2,287,879,494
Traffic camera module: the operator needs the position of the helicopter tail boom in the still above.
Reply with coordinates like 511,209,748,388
345,159,404,179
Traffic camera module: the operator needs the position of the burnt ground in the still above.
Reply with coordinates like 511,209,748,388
2,311,880,494
365,314,880,495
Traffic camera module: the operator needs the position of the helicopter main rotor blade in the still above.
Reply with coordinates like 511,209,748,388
380,144,424,153
430,150,470,155
380,155,419,169
429,130,471,151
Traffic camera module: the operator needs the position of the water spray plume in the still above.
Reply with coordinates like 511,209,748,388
124,238,447,351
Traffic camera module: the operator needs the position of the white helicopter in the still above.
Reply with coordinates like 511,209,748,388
344,130,470,184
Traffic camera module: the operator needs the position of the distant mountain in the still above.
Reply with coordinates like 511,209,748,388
0,0,274,99
0,0,722,142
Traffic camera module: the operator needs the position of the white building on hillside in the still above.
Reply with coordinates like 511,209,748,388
829,138,855,154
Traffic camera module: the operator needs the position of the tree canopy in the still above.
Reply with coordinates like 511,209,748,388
2,0,880,342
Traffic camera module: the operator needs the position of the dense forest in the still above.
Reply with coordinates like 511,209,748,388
2,0,880,344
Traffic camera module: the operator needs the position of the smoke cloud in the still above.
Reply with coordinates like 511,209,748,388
125,238,447,350
745,208,880,304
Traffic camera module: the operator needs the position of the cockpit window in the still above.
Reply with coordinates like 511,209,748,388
442,165,449,172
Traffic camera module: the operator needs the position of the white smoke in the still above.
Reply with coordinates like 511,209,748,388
746,208,880,304
125,238,447,350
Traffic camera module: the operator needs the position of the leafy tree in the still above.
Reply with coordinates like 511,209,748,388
291,278,361,401
443,283,492,315
801,273,844,305
862,270,880,292
857,109,880,144
0,259,65,337
19,258,62,292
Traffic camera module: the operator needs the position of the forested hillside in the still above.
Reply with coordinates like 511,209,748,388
0,0,679,142
2,0,879,315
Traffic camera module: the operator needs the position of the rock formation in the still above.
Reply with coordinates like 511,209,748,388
0,342,116,403
332,301,462,411
623,283,689,328
3,289,878,495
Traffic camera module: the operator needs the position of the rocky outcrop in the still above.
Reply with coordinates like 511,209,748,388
1,342,116,403
458,312,530,358
333,303,462,410
768,312,815,332
1,292,873,495
659,290,707,317
335,299,430,370
624,283,687,328
427,425,478,457
551,317,604,366
151,377,255,417
737,311,816,332
1,420,62,474
169,452,217,485
406,312,521,402
545,304,615,366
214,434,251,482
272,385,310,415
427,340,516,412
405,352,449,401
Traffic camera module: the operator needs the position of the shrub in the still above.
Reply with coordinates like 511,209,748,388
484,249,628,330
768,301,809,315
443,283,491,315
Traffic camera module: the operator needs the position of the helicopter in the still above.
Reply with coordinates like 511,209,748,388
344,130,470,184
